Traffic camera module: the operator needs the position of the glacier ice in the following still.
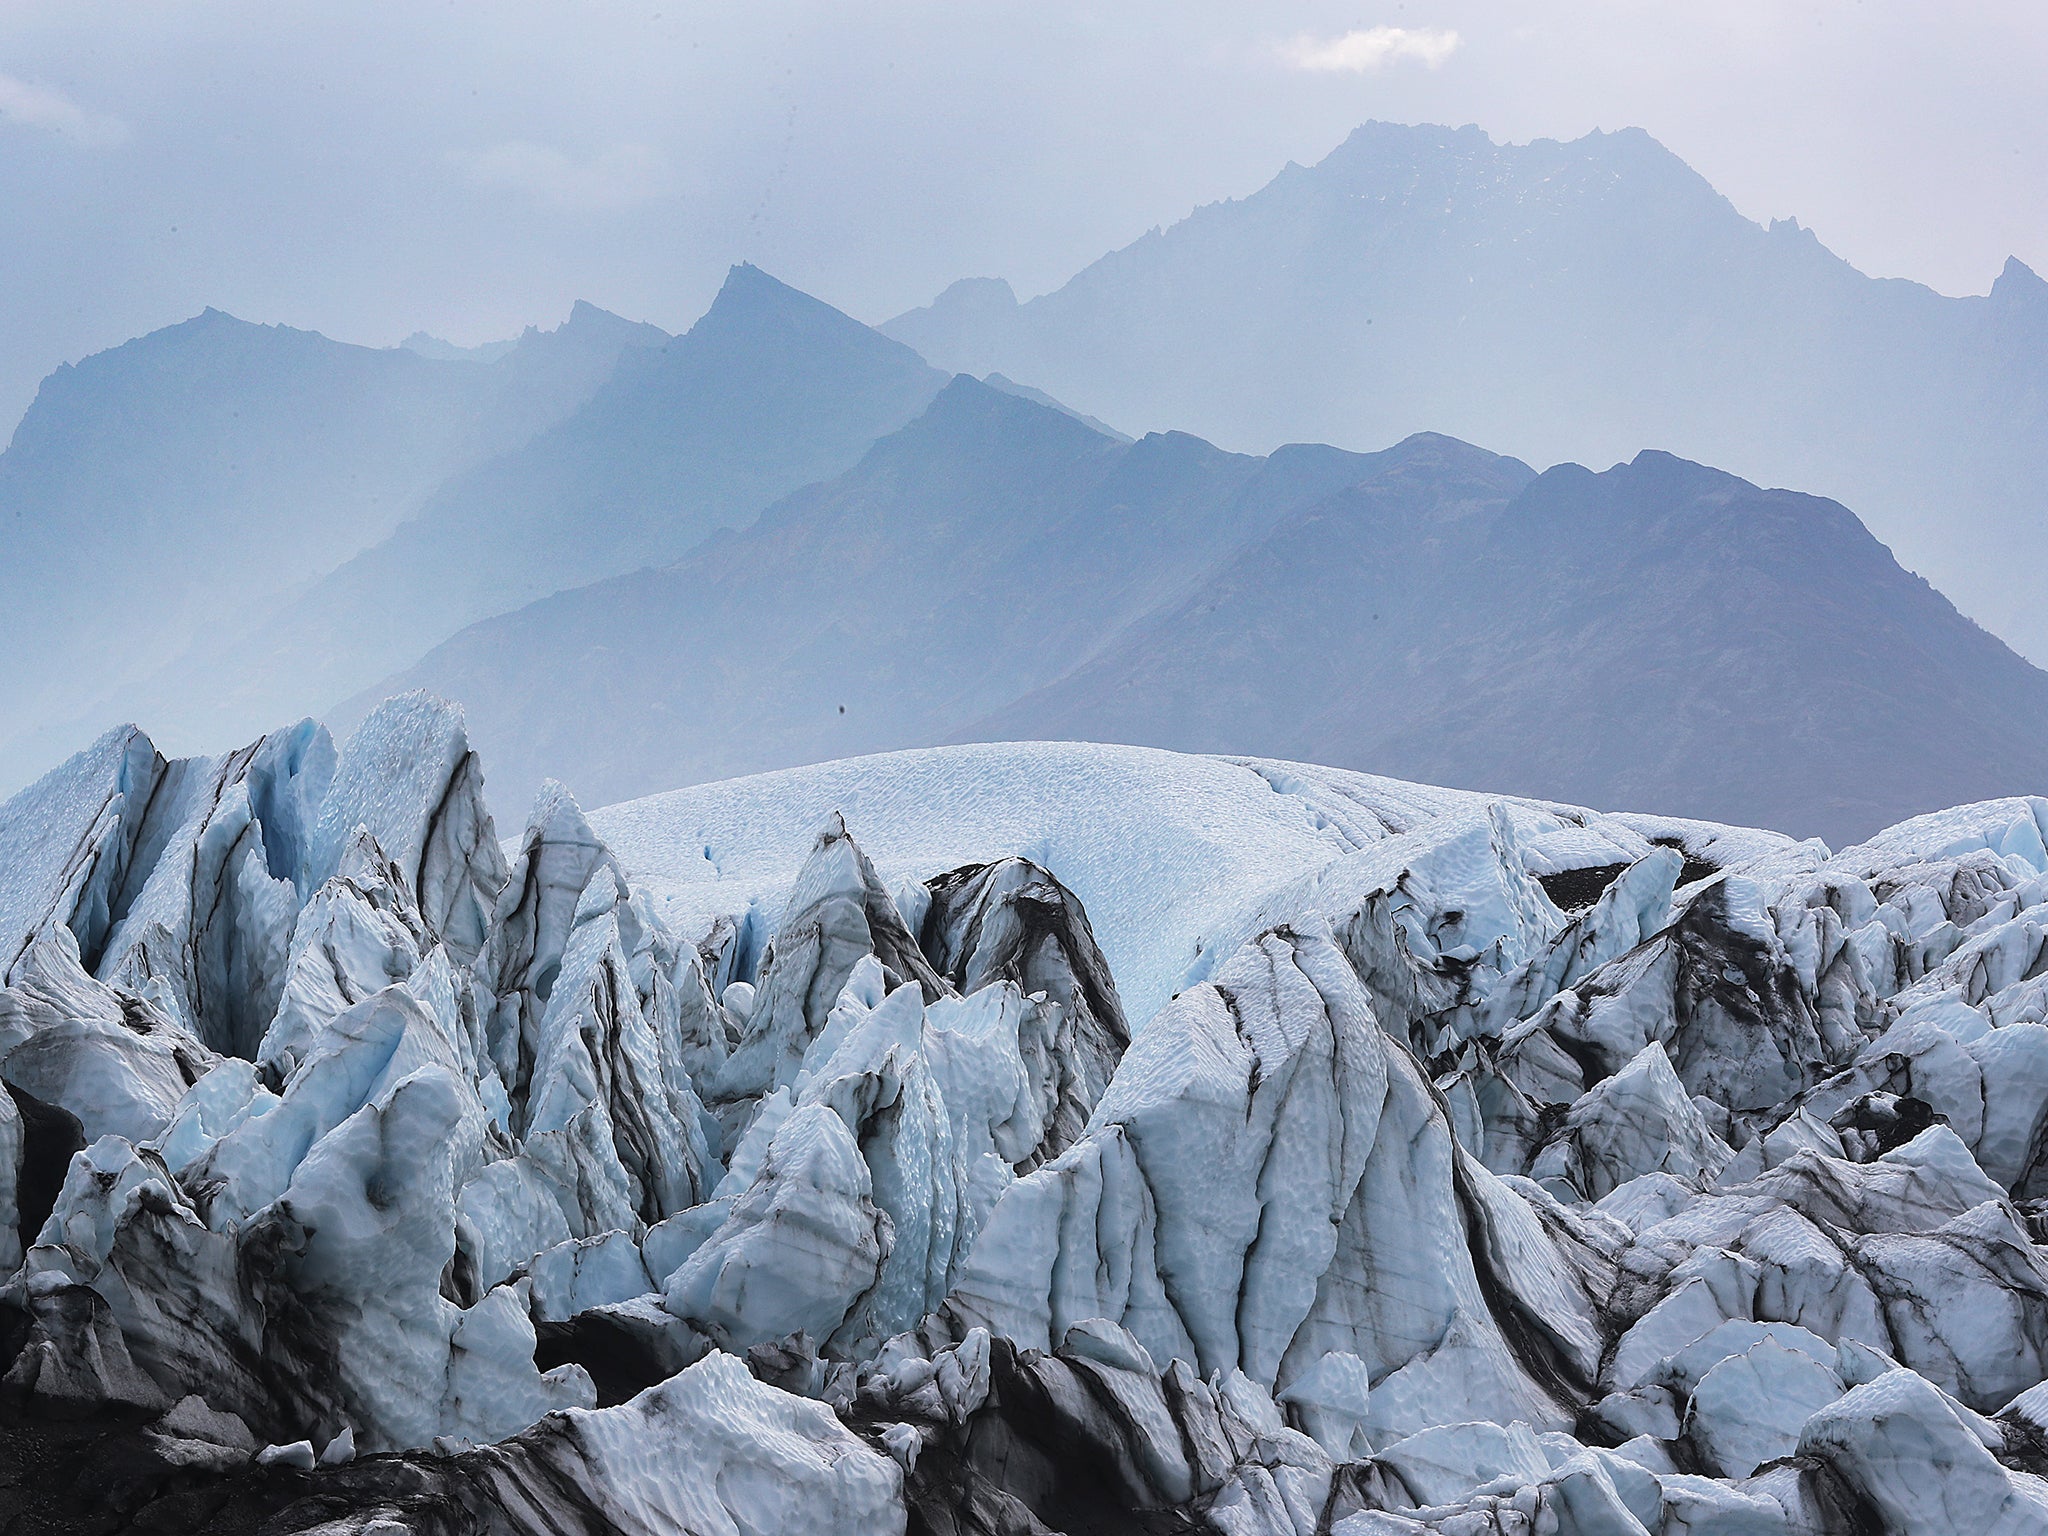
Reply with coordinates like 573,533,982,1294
9,725,2048,1532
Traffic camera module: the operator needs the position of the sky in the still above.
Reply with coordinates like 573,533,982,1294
1,1,2044,432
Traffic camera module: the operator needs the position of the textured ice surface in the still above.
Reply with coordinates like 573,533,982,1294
8,725,2048,1534
0,724,162,980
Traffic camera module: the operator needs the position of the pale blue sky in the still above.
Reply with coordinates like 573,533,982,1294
2,1,2043,429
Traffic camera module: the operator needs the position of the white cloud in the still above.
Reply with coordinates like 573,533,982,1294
1278,26,1463,73
447,140,670,212
0,73,128,146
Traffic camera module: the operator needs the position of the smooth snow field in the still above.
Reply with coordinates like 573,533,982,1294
590,739,1785,1028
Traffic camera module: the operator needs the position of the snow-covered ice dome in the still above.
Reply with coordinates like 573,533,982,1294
588,740,1729,1027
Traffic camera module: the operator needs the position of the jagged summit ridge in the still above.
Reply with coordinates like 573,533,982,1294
4,705,2048,1530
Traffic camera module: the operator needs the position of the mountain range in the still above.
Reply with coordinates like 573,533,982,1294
121,266,945,754
885,121,2048,667
358,376,2048,846
0,300,669,781
0,124,2044,846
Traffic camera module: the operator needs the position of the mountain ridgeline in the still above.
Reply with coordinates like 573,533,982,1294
118,265,946,756
0,300,671,784
358,376,2048,847
0,127,2043,848
885,121,2048,668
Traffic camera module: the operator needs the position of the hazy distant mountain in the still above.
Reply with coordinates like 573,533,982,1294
355,375,2048,843
117,265,947,755
15,234,2043,845
973,447,2048,844
350,375,1396,810
980,372,1131,441
0,300,667,784
398,331,520,363
884,121,2048,668
433,302,673,456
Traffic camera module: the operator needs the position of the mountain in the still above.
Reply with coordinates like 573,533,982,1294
980,370,1131,440
884,121,2048,667
398,330,520,362
347,376,1405,813
973,446,2048,843
354,378,2048,844
114,265,949,759
8,703,2048,1533
0,300,668,784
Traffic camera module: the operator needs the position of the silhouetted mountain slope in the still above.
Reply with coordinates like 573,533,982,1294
972,448,2048,844
350,377,1410,811
50,266,947,767
362,381,2048,844
885,121,2048,667
980,372,1131,441
0,301,667,784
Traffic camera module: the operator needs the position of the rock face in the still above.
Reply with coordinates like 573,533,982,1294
7,718,2048,1534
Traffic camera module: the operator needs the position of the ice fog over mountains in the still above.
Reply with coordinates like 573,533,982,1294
358,373,2048,848
0,268,943,789
3,127,2047,844
12,700,2048,1534
0,300,669,788
886,121,2048,667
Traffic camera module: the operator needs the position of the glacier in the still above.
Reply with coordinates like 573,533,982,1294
7,699,2048,1533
